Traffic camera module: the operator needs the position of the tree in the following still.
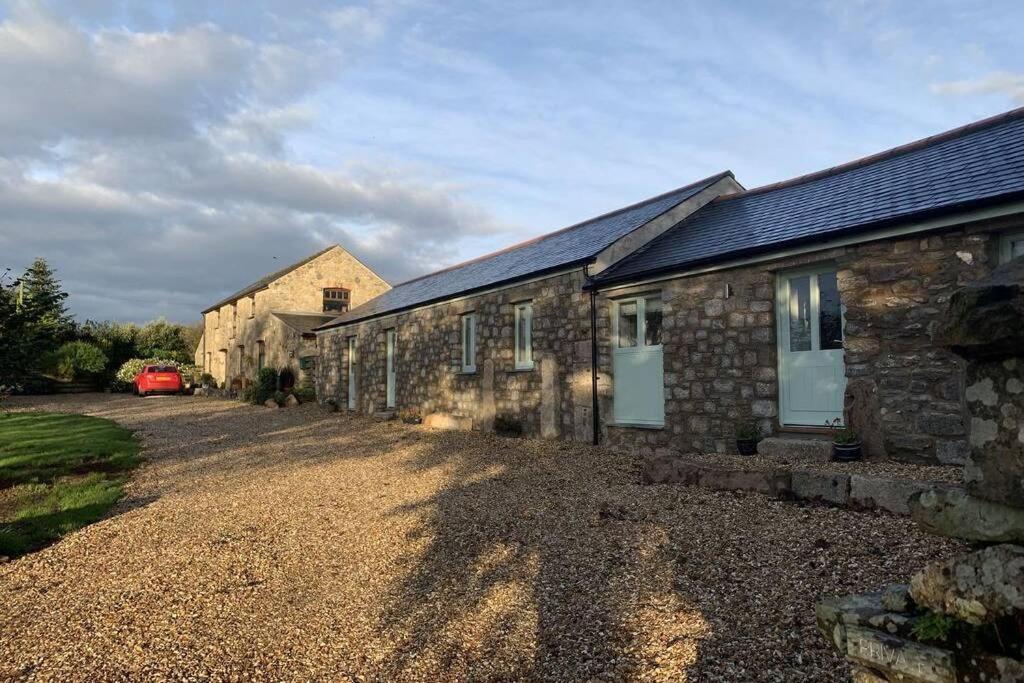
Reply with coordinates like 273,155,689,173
0,273,34,383
135,319,192,363
19,258,74,354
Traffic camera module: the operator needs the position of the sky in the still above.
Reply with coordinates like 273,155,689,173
0,0,1022,323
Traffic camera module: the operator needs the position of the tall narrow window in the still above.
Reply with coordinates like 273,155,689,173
461,312,477,373
249,294,256,318
615,294,663,349
257,341,265,371
323,287,350,313
514,301,533,370
1001,231,1024,264
231,304,238,338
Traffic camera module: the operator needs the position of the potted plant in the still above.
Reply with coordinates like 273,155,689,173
826,418,862,462
735,421,763,456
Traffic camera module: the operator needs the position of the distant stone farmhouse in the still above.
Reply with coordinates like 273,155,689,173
314,108,1024,465
199,246,389,388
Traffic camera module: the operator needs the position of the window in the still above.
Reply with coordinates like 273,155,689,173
1000,231,1024,264
323,288,350,313
249,295,256,318
257,341,265,371
615,295,663,348
231,304,237,338
461,313,477,373
514,301,533,370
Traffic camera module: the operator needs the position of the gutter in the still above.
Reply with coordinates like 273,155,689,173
587,266,600,446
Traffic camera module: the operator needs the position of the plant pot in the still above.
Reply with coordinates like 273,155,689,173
832,441,863,462
736,439,759,456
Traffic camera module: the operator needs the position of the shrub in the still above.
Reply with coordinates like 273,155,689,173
273,390,287,406
113,358,182,392
735,420,764,442
911,612,957,644
254,367,278,405
49,341,108,380
293,386,316,403
199,373,215,387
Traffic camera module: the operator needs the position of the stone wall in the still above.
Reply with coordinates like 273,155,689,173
317,269,593,439
597,219,1016,462
315,218,1020,464
202,246,390,385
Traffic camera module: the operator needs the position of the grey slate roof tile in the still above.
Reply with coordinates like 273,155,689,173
596,108,1024,284
317,171,731,329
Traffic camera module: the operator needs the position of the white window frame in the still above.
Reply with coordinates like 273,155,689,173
461,312,477,373
513,301,534,370
612,294,663,350
1000,230,1024,264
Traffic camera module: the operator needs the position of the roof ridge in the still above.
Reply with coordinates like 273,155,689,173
392,170,734,288
719,105,1024,200
202,244,341,313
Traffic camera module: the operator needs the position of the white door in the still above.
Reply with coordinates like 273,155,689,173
612,295,664,426
777,266,846,426
385,329,396,409
347,337,357,410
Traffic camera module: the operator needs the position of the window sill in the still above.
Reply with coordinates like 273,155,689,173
457,369,477,375
509,366,535,373
608,421,664,430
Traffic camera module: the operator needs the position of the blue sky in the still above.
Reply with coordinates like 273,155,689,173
1,0,1023,321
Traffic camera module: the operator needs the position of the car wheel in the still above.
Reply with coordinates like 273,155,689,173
138,389,146,398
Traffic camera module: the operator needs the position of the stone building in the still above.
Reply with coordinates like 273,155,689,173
201,245,389,388
315,108,1024,465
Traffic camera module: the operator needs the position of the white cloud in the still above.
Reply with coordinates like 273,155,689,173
931,71,1024,103
0,1,509,322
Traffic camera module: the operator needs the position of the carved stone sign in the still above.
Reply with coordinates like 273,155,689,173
845,626,955,683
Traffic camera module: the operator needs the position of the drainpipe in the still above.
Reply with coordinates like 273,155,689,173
587,267,601,446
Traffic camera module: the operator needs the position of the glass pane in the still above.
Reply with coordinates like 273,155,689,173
516,307,527,359
618,302,638,347
788,276,812,352
1013,238,1024,259
818,271,843,350
644,297,663,346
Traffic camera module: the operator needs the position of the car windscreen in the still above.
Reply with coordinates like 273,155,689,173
148,366,178,373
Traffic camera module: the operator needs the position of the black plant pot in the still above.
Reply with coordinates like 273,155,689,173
736,439,759,456
832,441,863,462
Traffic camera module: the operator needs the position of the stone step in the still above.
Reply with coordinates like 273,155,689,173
642,455,956,516
372,410,396,422
757,435,832,460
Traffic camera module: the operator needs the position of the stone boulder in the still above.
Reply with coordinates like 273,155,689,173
938,257,1024,361
284,393,300,408
910,488,1024,543
264,399,279,409
909,544,1024,625
422,412,473,431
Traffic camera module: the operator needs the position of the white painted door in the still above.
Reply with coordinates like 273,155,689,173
612,295,665,426
347,337,357,410
385,329,396,409
777,267,846,426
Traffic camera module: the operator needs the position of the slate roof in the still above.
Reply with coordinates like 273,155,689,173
272,311,338,336
594,107,1024,285
317,171,732,329
202,245,339,314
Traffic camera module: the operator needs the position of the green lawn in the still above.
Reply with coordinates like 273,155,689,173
0,412,142,558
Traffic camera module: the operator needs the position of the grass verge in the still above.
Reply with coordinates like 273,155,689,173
0,412,141,558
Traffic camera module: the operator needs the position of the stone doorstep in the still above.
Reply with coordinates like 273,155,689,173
757,435,833,461
642,456,954,517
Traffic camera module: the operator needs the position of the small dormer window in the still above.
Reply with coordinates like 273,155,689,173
323,287,350,313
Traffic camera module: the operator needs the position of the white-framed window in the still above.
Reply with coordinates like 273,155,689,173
1000,231,1024,264
461,312,477,373
613,294,663,349
514,301,534,370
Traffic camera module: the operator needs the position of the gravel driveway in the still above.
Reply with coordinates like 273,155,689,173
0,394,961,682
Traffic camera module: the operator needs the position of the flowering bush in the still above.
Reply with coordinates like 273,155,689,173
113,358,183,392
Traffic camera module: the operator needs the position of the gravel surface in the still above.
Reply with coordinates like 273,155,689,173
0,394,963,682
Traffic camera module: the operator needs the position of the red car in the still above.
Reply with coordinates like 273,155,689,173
134,364,183,397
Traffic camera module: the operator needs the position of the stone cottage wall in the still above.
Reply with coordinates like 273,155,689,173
202,246,390,385
598,218,1016,462
317,269,594,439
